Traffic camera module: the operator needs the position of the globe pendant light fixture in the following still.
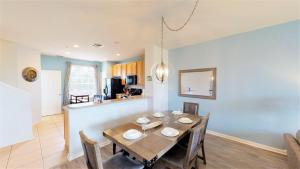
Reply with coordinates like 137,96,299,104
154,61,168,83
153,17,169,84
152,0,200,84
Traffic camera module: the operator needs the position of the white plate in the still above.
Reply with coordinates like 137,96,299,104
172,111,183,115
122,129,142,140
178,117,193,124
152,112,165,118
161,127,179,137
136,117,150,124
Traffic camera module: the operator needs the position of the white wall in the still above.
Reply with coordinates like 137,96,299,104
0,39,41,124
0,40,18,86
144,45,168,112
101,61,113,95
0,82,33,148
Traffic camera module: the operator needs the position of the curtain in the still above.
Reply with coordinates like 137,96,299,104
94,65,101,95
63,62,71,105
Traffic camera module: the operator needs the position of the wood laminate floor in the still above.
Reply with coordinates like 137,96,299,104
0,114,288,169
52,134,288,169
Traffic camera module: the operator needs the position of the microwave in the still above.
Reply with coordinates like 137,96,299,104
126,75,137,85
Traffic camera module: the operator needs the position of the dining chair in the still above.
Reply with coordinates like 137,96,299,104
197,113,210,165
79,131,143,169
177,112,210,165
183,102,199,115
160,123,205,169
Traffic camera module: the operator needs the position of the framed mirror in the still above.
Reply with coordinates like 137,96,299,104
179,68,216,99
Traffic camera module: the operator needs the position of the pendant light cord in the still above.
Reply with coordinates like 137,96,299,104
163,0,200,32
160,0,200,62
161,17,164,63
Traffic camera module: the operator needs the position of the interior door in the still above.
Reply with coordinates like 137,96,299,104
41,70,62,116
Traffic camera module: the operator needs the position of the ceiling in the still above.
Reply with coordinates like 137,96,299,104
0,0,299,62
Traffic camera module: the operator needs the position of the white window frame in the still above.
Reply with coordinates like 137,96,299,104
69,64,97,98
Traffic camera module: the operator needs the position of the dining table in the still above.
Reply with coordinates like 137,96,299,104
102,111,202,169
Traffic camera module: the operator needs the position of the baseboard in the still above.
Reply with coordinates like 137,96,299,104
99,140,111,147
68,152,84,161
67,132,287,161
67,140,112,161
207,130,287,155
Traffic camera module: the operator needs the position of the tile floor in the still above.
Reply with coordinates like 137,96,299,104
0,114,67,169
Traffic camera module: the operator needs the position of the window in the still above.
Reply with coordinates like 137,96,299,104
69,65,97,97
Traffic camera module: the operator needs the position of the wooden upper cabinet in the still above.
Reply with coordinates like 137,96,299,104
136,61,144,86
117,64,122,76
112,65,117,77
112,60,144,86
112,64,122,77
132,62,137,75
126,62,137,75
121,64,127,85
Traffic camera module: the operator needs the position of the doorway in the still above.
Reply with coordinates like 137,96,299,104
41,70,62,116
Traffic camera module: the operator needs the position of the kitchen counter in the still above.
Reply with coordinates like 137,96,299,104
65,95,146,110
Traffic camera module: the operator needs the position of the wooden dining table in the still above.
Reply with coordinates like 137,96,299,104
103,112,201,169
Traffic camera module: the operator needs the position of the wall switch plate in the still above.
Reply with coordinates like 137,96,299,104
147,76,152,81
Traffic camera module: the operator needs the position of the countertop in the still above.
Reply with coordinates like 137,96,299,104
64,95,147,110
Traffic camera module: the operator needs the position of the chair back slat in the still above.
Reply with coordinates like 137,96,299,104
79,131,103,169
183,102,199,115
183,123,205,168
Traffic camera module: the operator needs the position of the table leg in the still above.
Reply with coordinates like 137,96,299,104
113,143,116,155
143,157,157,169
143,161,153,169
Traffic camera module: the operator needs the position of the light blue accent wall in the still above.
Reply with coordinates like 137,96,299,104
41,55,102,105
168,20,300,149
101,61,114,73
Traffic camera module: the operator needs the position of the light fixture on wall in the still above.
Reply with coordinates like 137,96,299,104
152,0,200,84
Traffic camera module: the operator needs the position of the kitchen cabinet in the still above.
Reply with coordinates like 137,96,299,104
126,62,137,75
112,60,144,86
112,65,116,76
136,61,144,85
112,64,122,77
121,64,127,85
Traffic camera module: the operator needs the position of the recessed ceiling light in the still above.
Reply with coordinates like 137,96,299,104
92,43,104,48
73,44,79,48
65,51,71,55
116,53,120,56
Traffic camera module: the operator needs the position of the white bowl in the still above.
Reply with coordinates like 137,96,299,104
172,111,183,115
161,127,179,137
123,129,142,140
153,112,165,118
136,117,150,124
178,117,193,124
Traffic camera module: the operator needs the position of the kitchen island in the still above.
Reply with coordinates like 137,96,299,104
63,96,149,161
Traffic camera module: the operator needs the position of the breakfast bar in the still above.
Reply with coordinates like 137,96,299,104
63,96,150,161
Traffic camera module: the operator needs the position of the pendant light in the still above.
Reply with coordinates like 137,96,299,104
152,0,200,84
